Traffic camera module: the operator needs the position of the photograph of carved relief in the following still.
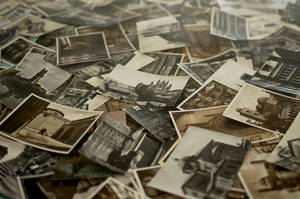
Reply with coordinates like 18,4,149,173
170,106,277,141
148,126,251,199
96,65,189,108
17,15,66,37
178,80,237,110
267,114,300,173
184,25,233,61
80,116,164,173
239,138,300,199
223,84,300,135
0,94,102,154
56,32,110,65
137,15,185,53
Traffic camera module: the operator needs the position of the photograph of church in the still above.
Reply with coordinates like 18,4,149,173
0,94,102,154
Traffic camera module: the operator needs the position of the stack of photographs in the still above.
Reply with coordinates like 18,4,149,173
0,0,300,198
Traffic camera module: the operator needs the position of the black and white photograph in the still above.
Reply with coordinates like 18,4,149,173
31,0,77,17
17,15,66,37
95,65,189,108
124,105,177,139
50,4,140,28
181,6,211,25
178,80,238,110
0,94,102,154
139,52,184,75
170,106,278,142
223,84,300,135
178,49,237,84
75,23,135,55
137,15,185,53
0,36,54,65
56,32,110,65
267,114,300,172
211,8,247,40
123,52,156,71
80,116,164,173
184,25,233,61
0,47,72,109
0,27,18,47
0,1,31,29
247,53,300,97
283,2,300,27
148,126,251,199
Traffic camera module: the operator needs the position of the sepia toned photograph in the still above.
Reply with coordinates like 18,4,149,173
0,94,102,154
87,177,144,199
56,32,110,65
211,8,247,40
170,106,278,142
1,36,54,65
181,6,211,25
17,15,66,37
223,84,300,135
32,0,76,17
137,15,185,53
139,52,184,75
96,65,189,108
148,126,251,199
267,114,300,173
239,138,300,199
75,23,135,55
178,49,237,84
184,25,233,61
178,80,238,110
283,2,300,27
123,52,156,71
124,105,177,139
80,116,164,173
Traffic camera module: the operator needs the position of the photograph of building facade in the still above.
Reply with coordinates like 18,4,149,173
0,94,101,153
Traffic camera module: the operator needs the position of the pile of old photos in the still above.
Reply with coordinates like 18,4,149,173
0,0,300,198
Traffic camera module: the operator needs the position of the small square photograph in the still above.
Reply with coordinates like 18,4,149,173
56,32,110,65
267,113,300,173
148,126,251,199
137,15,185,53
0,94,102,154
223,84,300,135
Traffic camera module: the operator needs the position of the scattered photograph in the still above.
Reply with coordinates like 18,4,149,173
0,27,18,47
32,0,77,17
17,15,66,37
56,32,110,65
267,113,300,172
95,99,135,112
178,49,237,84
148,126,251,199
283,2,300,27
184,25,233,61
246,15,282,40
87,177,144,199
181,6,211,25
123,52,156,71
178,80,237,110
139,52,184,75
75,23,135,55
211,8,247,40
247,54,300,97
97,65,189,108
124,105,177,139
137,15,185,53
239,138,300,199
80,116,165,173
1,36,54,65
170,106,278,142
0,94,102,154
223,84,300,135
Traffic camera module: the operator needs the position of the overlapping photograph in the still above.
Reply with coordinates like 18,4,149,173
223,84,300,135
137,15,185,53
148,126,251,199
94,65,189,108
170,106,278,142
56,32,110,65
0,94,102,154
